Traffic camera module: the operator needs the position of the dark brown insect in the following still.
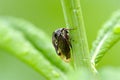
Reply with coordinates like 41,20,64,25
52,28,71,62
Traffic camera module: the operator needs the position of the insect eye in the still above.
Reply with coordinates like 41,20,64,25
54,33,57,38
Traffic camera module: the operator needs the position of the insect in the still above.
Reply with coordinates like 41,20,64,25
52,28,71,62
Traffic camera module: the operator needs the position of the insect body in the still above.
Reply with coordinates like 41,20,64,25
52,28,71,62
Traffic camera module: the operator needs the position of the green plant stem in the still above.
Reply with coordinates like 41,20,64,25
60,0,98,77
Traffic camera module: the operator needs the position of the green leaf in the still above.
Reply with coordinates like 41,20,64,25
91,11,120,65
0,17,73,73
0,22,68,80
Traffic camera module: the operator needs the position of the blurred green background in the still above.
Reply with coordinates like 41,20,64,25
0,0,120,80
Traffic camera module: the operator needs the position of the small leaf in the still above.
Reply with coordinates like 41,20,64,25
91,11,120,65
